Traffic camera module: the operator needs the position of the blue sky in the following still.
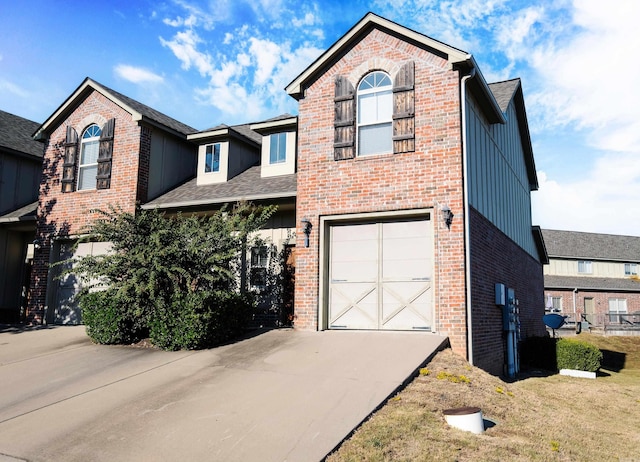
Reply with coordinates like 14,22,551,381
1,0,639,236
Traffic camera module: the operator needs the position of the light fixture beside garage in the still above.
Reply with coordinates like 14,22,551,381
300,218,312,247
441,205,454,229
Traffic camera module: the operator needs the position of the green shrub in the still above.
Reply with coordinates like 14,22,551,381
556,338,603,372
79,289,146,344
149,290,255,351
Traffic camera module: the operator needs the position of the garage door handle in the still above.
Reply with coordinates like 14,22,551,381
331,279,348,283
412,277,430,281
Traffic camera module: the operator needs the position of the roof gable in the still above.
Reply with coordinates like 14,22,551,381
286,12,470,99
488,78,537,190
34,78,197,140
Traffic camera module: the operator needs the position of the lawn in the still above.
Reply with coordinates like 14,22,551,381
326,334,640,461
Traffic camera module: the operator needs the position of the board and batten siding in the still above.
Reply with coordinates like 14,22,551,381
465,91,538,259
545,259,635,278
147,132,196,201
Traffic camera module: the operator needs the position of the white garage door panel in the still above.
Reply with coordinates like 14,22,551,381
328,217,433,331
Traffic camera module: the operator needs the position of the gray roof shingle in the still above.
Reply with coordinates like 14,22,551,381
0,110,43,158
545,274,640,292
93,80,197,135
542,229,640,262
488,79,520,113
143,165,296,209
0,200,38,222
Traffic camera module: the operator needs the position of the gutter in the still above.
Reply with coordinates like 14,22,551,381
461,67,476,366
141,191,297,210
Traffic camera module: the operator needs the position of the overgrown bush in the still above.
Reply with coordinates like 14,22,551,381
149,290,255,350
556,338,603,372
79,289,147,344
67,203,275,350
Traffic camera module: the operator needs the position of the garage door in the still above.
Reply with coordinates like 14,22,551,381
328,218,433,330
52,241,110,325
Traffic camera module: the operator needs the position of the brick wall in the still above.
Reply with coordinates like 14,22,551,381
294,27,469,357
27,90,143,322
469,207,546,375
544,289,640,322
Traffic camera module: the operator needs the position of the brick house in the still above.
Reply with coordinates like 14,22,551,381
22,13,547,375
28,78,197,324
0,110,43,322
542,229,640,331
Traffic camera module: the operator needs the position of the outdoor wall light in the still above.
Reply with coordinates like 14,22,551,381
33,239,42,250
441,205,454,229
301,218,312,248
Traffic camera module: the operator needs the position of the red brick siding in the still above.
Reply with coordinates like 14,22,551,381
27,90,143,322
469,206,546,375
294,28,469,357
544,289,640,323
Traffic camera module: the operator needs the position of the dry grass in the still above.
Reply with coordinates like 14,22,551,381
326,335,640,462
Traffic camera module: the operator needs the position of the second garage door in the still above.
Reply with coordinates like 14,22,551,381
328,217,433,330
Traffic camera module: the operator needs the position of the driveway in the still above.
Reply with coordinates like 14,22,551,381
0,325,446,462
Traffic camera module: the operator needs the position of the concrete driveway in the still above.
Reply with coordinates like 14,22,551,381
0,325,446,462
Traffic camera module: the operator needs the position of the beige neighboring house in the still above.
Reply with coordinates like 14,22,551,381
542,229,640,332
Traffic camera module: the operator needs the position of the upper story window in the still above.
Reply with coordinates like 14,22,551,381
78,124,101,190
269,133,287,164
625,263,638,276
578,260,592,274
357,71,392,156
205,143,220,173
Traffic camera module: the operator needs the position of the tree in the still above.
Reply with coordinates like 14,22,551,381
71,202,276,349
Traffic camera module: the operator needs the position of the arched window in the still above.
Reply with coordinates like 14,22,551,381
357,71,392,156
78,124,101,190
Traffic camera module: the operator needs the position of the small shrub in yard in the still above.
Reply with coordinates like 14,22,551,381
556,338,602,372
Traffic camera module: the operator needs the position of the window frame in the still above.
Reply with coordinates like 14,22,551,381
577,260,592,274
608,298,628,323
269,132,287,164
249,245,269,288
77,124,102,190
624,263,638,276
204,143,221,173
356,71,393,157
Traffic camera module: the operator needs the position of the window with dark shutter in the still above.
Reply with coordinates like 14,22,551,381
392,61,415,153
334,76,355,160
97,118,115,189
61,126,78,193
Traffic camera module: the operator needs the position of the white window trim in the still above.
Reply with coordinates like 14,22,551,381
269,133,287,164
578,260,592,274
625,263,638,276
78,124,101,191
204,143,221,173
356,72,392,157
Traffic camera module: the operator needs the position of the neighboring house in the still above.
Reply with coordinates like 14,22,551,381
23,13,548,376
28,78,198,325
542,229,640,330
0,110,44,322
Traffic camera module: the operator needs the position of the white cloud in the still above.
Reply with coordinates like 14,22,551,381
529,0,640,153
160,29,213,76
249,38,281,86
114,65,164,84
533,151,640,234
0,79,30,98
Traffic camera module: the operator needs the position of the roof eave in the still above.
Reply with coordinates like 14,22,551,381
187,127,260,148
250,116,298,134
141,190,297,211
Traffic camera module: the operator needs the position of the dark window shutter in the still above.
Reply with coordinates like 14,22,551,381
393,61,415,153
97,118,115,189
61,126,78,193
334,76,355,160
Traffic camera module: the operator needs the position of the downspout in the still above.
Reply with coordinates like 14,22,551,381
461,67,476,365
573,288,578,321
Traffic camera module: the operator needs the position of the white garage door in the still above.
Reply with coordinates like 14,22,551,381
53,241,110,325
328,218,433,330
